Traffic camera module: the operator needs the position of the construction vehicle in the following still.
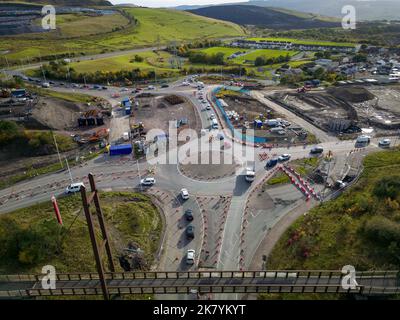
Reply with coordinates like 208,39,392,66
74,128,109,145
297,86,311,94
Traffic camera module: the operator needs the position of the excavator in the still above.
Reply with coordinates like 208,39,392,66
74,128,110,145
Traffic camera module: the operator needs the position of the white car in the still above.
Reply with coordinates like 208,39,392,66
141,177,156,186
120,88,129,92
147,85,155,90
379,139,391,147
278,154,291,162
186,249,195,265
65,182,85,194
181,188,189,200
210,114,215,120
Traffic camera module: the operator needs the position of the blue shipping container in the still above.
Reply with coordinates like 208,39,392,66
109,144,132,156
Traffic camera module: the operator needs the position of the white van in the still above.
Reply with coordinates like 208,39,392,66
356,135,371,145
65,182,84,194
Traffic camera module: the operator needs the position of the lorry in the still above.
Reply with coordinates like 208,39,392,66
109,144,132,156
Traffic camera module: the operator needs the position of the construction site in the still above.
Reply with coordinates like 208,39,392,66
125,93,201,157
0,87,112,184
267,85,400,137
215,89,312,145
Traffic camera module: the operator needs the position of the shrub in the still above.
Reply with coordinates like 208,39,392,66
373,176,400,200
362,216,400,245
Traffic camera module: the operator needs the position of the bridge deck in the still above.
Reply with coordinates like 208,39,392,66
1,271,399,297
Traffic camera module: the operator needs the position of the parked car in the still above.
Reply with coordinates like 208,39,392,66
379,139,391,147
147,85,155,90
184,209,193,221
140,177,156,186
161,84,169,88
65,182,84,194
206,105,212,111
278,154,291,162
186,225,195,239
186,249,195,265
181,188,189,200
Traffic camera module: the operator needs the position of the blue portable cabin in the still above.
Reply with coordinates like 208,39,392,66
109,144,132,156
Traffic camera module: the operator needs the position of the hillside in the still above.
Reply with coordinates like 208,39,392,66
0,0,112,5
267,148,400,276
0,7,245,66
188,5,340,30
250,0,400,21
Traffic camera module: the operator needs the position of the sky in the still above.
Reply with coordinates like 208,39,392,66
110,0,248,8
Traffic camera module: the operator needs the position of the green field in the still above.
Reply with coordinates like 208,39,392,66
0,191,162,274
0,7,245,66
69,50,177,74
231,49,297,65
247,37,356,47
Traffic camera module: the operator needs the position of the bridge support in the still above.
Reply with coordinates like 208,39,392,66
80,173,115,300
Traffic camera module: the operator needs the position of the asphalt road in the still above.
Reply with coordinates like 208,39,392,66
1,76,397,301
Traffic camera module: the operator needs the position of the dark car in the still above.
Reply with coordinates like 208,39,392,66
184,209,193,221
266,158,278,169
186,225,195,239
161,84,169,88
310,147,324,154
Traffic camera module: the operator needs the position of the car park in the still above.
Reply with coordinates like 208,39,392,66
140,177,156,186
186,225,195,239
184,209,193,221
65,182,85,194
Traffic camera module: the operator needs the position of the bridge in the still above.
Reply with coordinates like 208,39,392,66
1,270,399,298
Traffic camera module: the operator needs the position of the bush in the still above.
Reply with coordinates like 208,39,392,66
373,176,400,200
0,217,66,266
362,216,400,245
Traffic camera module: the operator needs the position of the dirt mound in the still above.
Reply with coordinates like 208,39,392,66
32,97,85,130
327,86,375,103
164,95,185,105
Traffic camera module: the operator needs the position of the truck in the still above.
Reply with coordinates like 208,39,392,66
109,144,132,156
